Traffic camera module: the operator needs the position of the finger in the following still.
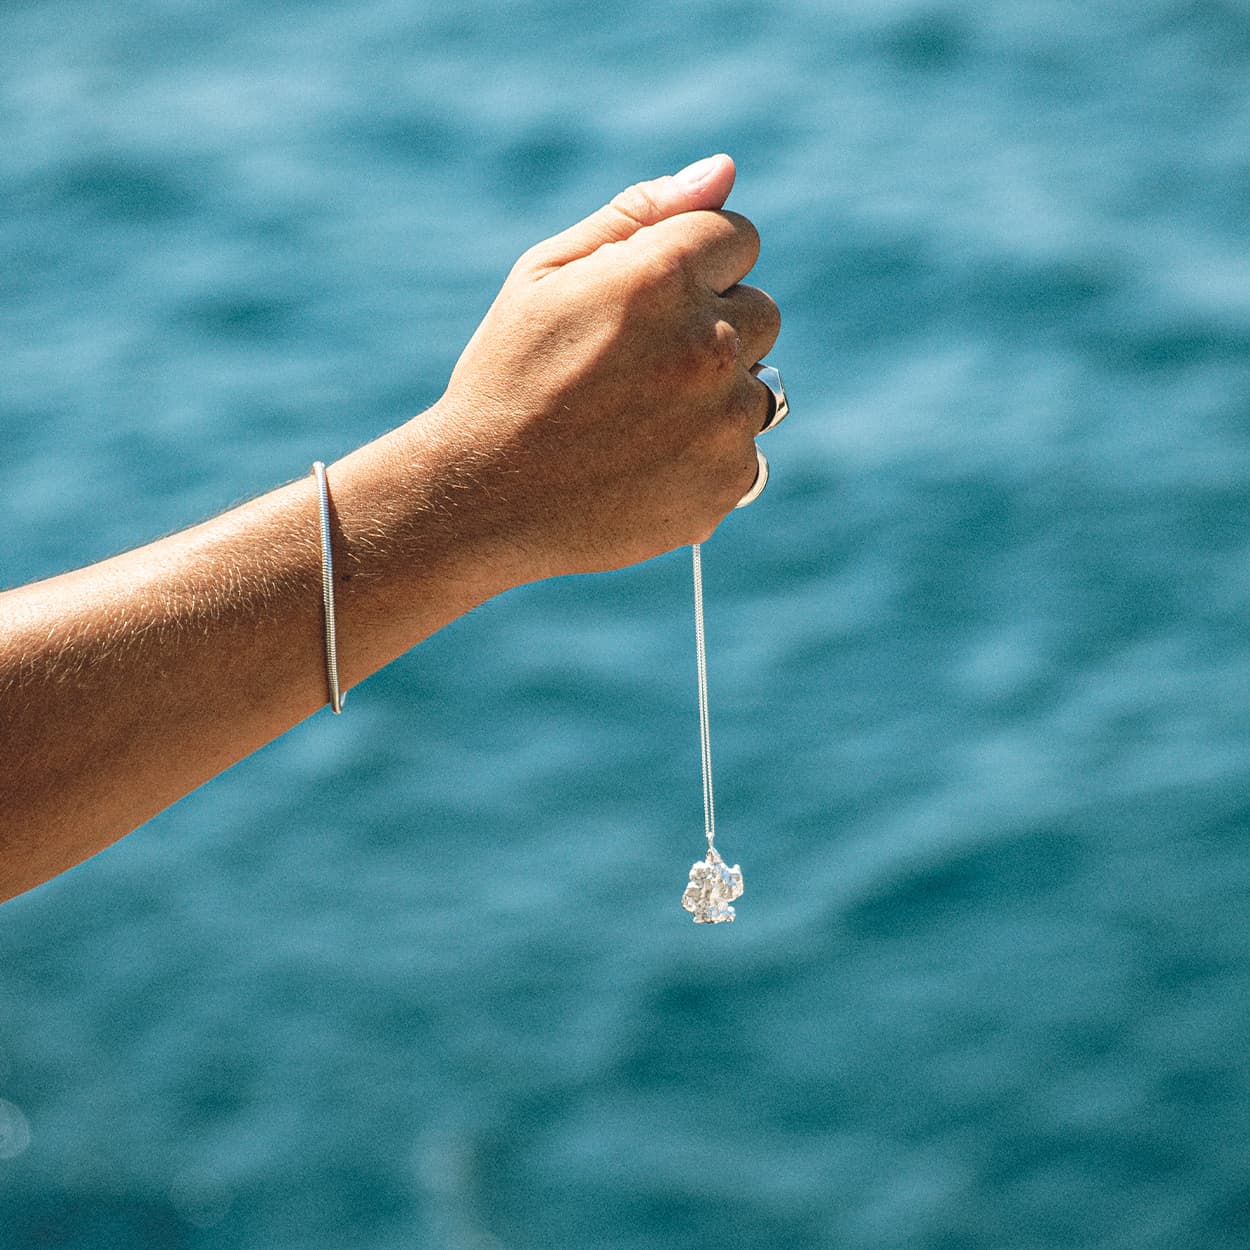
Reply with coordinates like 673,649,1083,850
725,362,777,439
735,446,769,510
643,208,761,295
530,154,736,270
719,283,781,367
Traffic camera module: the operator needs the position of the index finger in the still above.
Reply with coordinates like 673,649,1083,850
634,208,762,295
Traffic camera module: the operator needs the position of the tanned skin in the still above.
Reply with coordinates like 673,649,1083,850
0,155,780,903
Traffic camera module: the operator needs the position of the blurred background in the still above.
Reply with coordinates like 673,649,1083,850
3,0,1250,1246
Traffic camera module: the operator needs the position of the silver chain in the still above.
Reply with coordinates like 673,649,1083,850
691,543,716,848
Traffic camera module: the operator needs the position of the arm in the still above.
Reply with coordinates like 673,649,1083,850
0,154,780,902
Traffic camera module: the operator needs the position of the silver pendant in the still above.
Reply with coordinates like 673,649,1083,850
682,845,744,924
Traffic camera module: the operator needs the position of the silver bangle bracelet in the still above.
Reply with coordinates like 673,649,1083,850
311,461,345,714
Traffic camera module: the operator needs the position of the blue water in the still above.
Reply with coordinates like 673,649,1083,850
4,0,1250,1245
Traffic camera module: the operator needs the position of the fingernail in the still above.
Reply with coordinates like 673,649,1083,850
675,155,722,190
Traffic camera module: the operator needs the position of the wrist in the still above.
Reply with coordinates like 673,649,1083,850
321,406,535,682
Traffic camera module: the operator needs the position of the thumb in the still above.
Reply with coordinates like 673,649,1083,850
532,154,736,269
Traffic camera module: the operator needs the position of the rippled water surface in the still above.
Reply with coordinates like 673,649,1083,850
3,1,1250,1246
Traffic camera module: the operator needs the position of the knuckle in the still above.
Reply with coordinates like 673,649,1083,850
631,245,688,297
736,285,780,341
669,314,736,384
711,318,741,374
511,241,548,277
721,210,761,264
610,181,664,230
728,284,781,362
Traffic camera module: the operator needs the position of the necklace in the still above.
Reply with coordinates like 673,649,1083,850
675,362,785,922
680,542,744,923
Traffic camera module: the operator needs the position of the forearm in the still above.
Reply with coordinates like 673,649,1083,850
0,411,515,902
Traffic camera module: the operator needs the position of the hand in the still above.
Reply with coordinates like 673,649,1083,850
423,153,781,581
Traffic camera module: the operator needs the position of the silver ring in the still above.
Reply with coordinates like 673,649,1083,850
751,363,789,433
735,446,769,509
